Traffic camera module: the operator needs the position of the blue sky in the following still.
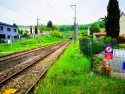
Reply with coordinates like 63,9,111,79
0,0,125,25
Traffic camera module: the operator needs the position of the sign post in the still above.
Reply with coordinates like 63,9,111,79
105,45,113,59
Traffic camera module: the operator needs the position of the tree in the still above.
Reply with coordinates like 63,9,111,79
35,26,37,34
89,23,101,35
47,20,52,28
105,0,120,39
30,26,32,34
18,28,21,34
42,25,47,31
40,26,42,33
52,25,57,30
18,28,23,34
13,23,17,27
24,29,29,35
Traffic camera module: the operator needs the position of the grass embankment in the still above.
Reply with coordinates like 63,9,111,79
33,41,125,94
63,31,74,34
0,35,68,56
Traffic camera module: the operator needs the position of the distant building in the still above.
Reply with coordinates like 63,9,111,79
18,27,35,34
42,31,50,35
120,12,125,35
0,22,18,39
93,33,106,39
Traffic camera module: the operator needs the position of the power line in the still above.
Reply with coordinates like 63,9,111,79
0,3,35,21
11,0,36,16
78,0,82,16
46,0,63,24
53,0,64,19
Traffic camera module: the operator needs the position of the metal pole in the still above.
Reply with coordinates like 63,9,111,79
37,17,40,45
63,30,64,41
70,5,76,44
91,39,93,70
74,5,76,44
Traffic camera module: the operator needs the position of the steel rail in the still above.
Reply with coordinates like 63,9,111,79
0,41,69,86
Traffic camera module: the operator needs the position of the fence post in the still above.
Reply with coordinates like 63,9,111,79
91,39,93,70
118,38,119,49
85,39,88,57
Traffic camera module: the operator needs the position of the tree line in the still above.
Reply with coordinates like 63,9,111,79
17,20,105,32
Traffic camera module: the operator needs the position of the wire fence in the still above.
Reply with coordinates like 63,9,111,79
0,35,29,44
79,37,125,79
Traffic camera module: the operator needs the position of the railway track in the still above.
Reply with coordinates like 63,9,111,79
0,41,68,82
0,40,71,94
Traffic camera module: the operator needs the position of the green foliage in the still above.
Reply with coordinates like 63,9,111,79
98,57,104,61
30,26,32,34
52,25,57,30
24,29,29,35
40,26,42,33
119,43,125,48
94,59,101,64
35,26,37,34
79,38,105,57
42,25,47,31
88,35,93,38
47,20,52,28
80,30,88,36
13,23,17,27
105,0,120,39
89,23,101,35
18,28,23,34
33,40,125,94
50,30,63,38
0,35,68,53
79,37,86,55
103,36,111,44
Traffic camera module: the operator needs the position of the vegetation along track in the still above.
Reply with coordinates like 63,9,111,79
0,40,71,94
0,41,69,82
0,42,65,71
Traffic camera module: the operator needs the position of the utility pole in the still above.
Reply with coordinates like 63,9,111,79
37,17,40,45
70,5,76,44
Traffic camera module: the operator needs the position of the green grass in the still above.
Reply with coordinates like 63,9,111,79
32,40,125,94
0,35,68,56
63,31,74,34
100,28,105,32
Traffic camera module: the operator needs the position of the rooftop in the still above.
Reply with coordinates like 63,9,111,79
94,32,106,36
0,22,17,28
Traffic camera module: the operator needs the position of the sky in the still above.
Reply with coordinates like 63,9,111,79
0,0,125,26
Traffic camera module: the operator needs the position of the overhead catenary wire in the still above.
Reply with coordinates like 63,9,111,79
11,0,37,16
46,0,63,24
0,3,36,21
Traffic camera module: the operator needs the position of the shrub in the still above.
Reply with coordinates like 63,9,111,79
95,59,101,64
118,34,125,43
50,30,63,38
98,57,103,61
79,38,105,57
110,38,117,45
88,35,93,38
103,36,111,44
119,43,125,48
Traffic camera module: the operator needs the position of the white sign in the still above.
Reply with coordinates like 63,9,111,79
8,40,11,44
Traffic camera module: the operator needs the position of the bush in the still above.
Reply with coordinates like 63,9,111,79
98,57,103,61
119,43,125,48
118,34,125,43
79,38,105,57
95,59,101,64
103,36,111,44
88,35,93,38
110,38,117,45
50,30,63,38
